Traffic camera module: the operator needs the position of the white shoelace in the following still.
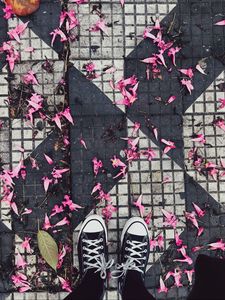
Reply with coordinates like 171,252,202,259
111,240,147,278
83,238,114,279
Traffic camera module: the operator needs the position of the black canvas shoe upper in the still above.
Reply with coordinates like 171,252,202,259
112,218,150,292
77,215,114,279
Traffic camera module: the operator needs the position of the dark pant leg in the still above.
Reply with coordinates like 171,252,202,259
64,270,105,300
122,270,155,300
188,254,225,300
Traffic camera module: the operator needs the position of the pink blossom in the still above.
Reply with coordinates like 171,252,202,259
179,68,194,79
215,20,225,26
133,194,145,217
21,208,32,216
57,245,66,269
165,269,183,287
213,118,225,132
50,205,64,217
141,148,156,161
43,214,51,230
85,62,96,72
161,138,176,154
192,246,203,252
175,232,183,247
102,203,117,222
54,217,70,227
23,70,39,85
11,202,19,215
143,28,157,40
98,189,112,202
192,202,205,218
52,113,62,130
185,211,199,229
50,28,67,47
124,148,140,162
44,154,54,165
42,176,52,193
1,42,20,72
197,227,204,237
111,156,126,168
7,22,29,43
166,95,176,104
141,56,158,65
144,211,152,225
21,237,32,253
168,47,181,66
89,18,109,36
191,133,206,144
184,269,194,284
208,239,225,251
62,195,82,211
120,0,125,7
80,138,87,149
181,79,194,94
217,98,225,110
161,209,178,229
61,107,74,125
174,246,193,265
58,276,72,292
11,272,30,292
153,127,158,140
156,50,167,68
111,76,139,107
158,276,168,293
92,157,103,176
52,168,69,179
15,252,27,269
3,4,14,19
19,285,31,293
205,161,219,180
91,182,102,195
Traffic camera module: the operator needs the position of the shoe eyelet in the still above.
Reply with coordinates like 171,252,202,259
144,249,147,253
126,240,130,244
125,255,127,258
100,238,103,242
101,246,104,249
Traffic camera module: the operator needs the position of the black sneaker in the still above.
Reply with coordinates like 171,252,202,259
112,217,150,292
77,214,114,279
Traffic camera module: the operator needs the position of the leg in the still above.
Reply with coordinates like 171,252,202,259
64,270,104,300
122,270,155,300
188,254,225,300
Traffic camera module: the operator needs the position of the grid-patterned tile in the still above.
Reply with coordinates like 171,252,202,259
184,70,225,204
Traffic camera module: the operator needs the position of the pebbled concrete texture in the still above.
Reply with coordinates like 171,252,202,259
1,0,225,299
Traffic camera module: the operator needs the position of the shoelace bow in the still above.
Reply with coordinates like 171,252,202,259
111,240,147,278
83,238,114,279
